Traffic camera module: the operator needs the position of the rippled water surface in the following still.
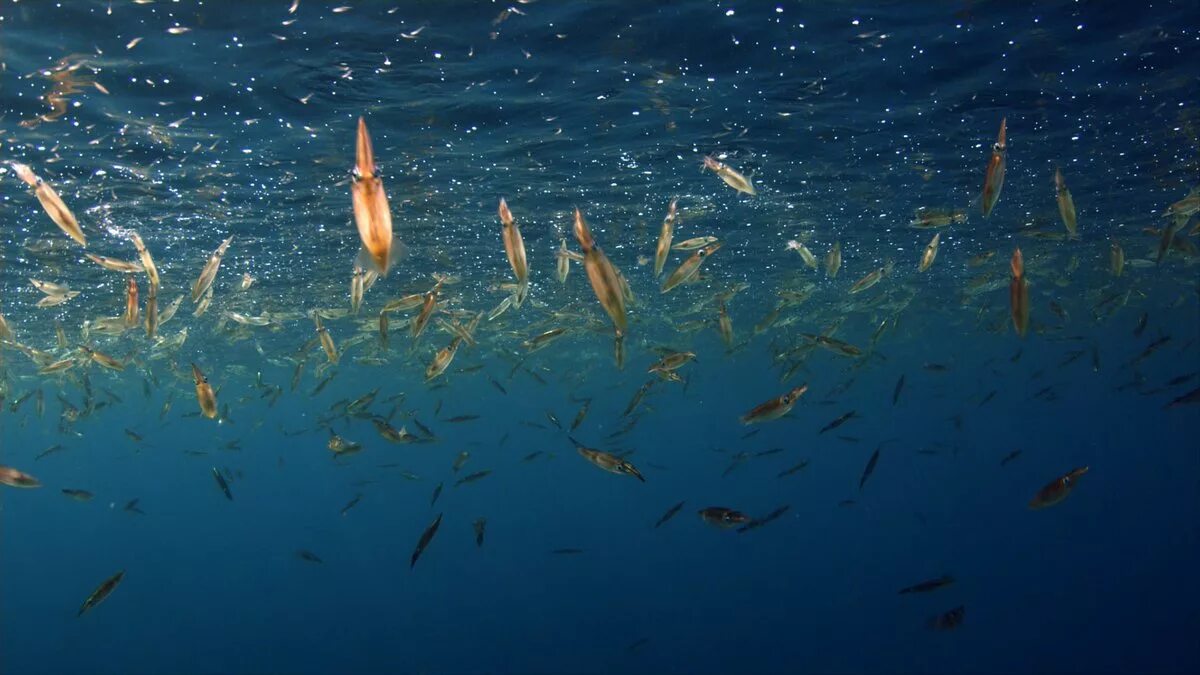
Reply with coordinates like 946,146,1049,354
1,1,1199,673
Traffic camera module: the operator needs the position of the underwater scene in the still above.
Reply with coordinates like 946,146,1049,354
1,1,1199,673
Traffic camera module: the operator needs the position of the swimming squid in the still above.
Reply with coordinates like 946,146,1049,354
739,385,808,424
918,232,940,272
980,117,1007,218
1109,240,1124,277
1054,168,1077,239
1029,466,1088,509
698,507,749,529
573,209,628,338
191,363,218,419
1009,247,1029,338
498,198,529,304
191,236,233,302
127,231,160,291
661,242,721,293
654,198,677,277
9,162,86,246
85,253,143,274
825,241,842,278
350,117,403,276
425,337,463,381
124,276,139,328
703,156,756,196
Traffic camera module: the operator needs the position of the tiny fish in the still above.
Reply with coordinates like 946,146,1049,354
489,376,508,395
410,513,443,569
454,470,492,488
77,570,125,617
899,575,955,595
473,518,487,548
776,460,809,479
1164,386,1200,409
858,448,880,491
212,467,233,500
570,399,591,432
340,494,363,516
736,505,790,534
654,501,685,528
819,411,857,434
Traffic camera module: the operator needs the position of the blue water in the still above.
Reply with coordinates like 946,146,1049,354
2,1,1199,673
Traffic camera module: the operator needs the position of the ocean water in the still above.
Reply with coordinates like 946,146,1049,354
1,1,1199,673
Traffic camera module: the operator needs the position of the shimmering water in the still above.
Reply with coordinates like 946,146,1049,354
1,1,1199,673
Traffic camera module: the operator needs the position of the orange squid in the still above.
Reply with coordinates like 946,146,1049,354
980,117,1007,218
1009,247,1029,338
